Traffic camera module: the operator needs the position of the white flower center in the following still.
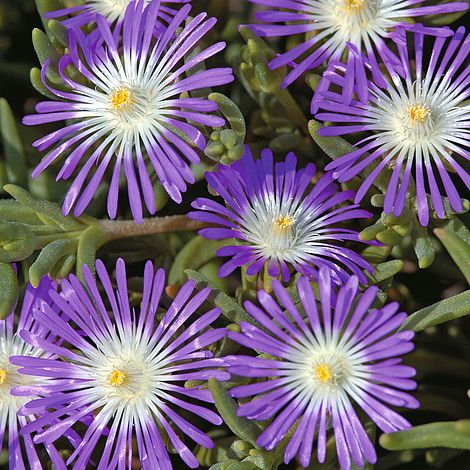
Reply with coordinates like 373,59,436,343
334,0,378,36
107,85,156,130
99,355,154,403
399,102,436,143
311,351,350,389
366,76,467,158
238,190,339,265
242,196,302,260
0,353,35,411
305,0,417,56
87,0,152,22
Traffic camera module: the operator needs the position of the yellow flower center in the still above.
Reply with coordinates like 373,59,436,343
110,88,132,110
272,215,295,232
315,364,333,383
345,0,365,11
108,369,126,387
0,368,8,385
408,104,430,126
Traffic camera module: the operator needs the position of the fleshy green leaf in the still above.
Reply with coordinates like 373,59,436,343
367,260,403,284
400,290,470,332
31,28,61,83
47,19,68,47
76,225,109,280
209,93,246,141
30,67,56,99
168,236,228,285
0,98,27,187
3,184,83,231
413,225,436,269
35,0,65,39
0,263,18,319
29,239,77,287
208,378,261,447
380,421,470,451
185,269,257,325
0,222,37,263
434,224,470,283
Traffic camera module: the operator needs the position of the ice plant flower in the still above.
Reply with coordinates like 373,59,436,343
23,0,233,223
190,148,372,285
46,0,190,32
314,25,470,225
11,259,229,469
226,270,419,469
0,277,68,469
247,0,468,93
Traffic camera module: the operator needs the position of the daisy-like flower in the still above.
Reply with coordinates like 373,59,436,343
23,0,234,222
189,147,372,285
226,269,419,470
46,0,190,32
247,0,467,94
11,259,229,469
0,277,69,469
314,25,470,226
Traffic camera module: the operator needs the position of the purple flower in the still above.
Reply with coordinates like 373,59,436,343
226,270,419,470
0,277,69,469
247,0,467,95
23,0,234,223
314,25,470,226
46,0,190,32
11,259,229,469
190,148,372,285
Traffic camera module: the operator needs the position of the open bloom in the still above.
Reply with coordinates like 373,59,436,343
227,270,419,470
190,148,372,285
314,25,470,225
24,0,233,222
11,259,228,469
247,0,467,95
46,0,190,32
0,277,69,469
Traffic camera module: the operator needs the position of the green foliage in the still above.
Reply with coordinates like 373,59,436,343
0,99,27,189
234,27,310,156
205,93,246,164
185,269,257,325
434,221,470,284
208,378,262,447
0,262,18,319
0,184,98,284
380,421,470,451
400,290,470,332
169,236,228,285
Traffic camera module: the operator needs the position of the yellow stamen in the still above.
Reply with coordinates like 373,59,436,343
0,369,8,385
345,0,365,11
273,215,295,232
315,364,333,383
108,369,126,387
110,88,132,110
408,104,430,126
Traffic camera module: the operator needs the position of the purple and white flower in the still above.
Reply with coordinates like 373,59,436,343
0,277,69,470
46,0,190,32
11,259,229,469
226,269,419,470
24,0,233,222
247,0,468,94
190,148,372,285
314,25,470,225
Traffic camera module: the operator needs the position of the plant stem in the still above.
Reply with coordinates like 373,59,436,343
100,215,207,241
